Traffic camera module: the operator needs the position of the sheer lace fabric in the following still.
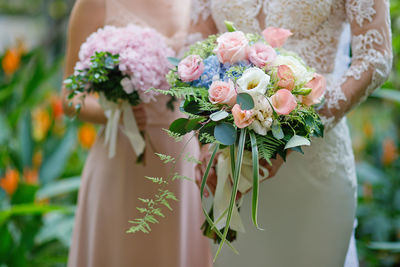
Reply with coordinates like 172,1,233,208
190,0,392,129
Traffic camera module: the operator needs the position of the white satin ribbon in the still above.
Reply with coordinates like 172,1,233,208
213,148,269,233
99,93,145,158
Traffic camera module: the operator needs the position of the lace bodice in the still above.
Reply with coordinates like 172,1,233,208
190,0,392,128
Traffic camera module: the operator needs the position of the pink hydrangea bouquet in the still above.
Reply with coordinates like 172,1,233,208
162,22,326,257
64,24,174,159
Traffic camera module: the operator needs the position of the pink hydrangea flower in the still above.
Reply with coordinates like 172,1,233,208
76,24,175,102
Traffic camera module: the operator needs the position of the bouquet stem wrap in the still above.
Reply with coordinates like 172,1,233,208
214,148,269,232
99,93,145,158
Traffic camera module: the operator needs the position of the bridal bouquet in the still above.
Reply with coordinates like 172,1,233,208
64,24,174,159
157,22,326,257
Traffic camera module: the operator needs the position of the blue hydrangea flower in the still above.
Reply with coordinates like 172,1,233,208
222,61,251,81
192,55,221,88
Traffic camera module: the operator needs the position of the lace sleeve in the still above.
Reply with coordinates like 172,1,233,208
190,0,212,25
320,0,392,128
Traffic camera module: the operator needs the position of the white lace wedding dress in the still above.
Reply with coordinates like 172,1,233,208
190,0,392,266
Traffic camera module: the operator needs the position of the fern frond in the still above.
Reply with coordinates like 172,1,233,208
171,172,193,181
145,176,168,185
184,154,202,164
155,153,176,164
162,128,183,142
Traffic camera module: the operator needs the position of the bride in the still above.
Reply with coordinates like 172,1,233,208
192,0,392,266
62,0,212,266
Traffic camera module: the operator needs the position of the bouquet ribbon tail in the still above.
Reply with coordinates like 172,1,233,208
99,93,145,158
213,148,269,232
121,102,145,156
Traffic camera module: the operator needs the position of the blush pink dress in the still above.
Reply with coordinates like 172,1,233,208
67,1,212,266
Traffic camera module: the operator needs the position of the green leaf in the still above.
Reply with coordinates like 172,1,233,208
292,87,312,96
39,127,76,184
36,176,81,200
19,111,33,168
210,110,229,121
214,123,237,146
199,144,238,254
271,122,284,140
236,93,254,110
215,128,246,260
250,132,262,230
11,183,38,205
169,118,203,135
0,113,11,146
284,135,310,150
224,20,237,32
0,204,70,226
167,57,181,67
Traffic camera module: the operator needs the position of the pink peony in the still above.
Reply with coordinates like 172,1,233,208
271,89,297,115
214,31,249,64
178,55,204,82
248,43,277,68
302,73,326,106
231,104,254,128
262,27,293,48
277,65,295,91
208,80,237,106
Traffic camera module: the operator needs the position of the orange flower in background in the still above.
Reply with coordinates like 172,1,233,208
24,168,38,185
33,107,51,141
78,123,97,149
2,48,21,76
0,169,19,195
382,138,398,166
362,121,374,138
51,96,64,119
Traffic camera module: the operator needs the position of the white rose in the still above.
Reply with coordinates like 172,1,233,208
120,77,134,94
249,95,273,136
272,55,314,85
237,67,270,96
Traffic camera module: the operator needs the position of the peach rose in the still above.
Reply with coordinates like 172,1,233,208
231,104,254,128
271,89,297,115
302,73,326,106
208,80,237,106
214,31,249,64
178,55,204,82
248,43,277,68
262,27,293,48
277,65,295,91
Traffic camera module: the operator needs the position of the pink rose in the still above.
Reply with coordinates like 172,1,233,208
271,89,297,115
248,43,277,68
262,27,293,48
231,104,254,128
178,55,204,82
277,65,295,91
214,31,249,64
302,73,326,106
209,80,237,106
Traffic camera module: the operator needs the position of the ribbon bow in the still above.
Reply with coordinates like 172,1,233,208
99,93,145,158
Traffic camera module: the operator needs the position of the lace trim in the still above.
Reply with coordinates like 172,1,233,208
346,0,376,27
190,0,212,24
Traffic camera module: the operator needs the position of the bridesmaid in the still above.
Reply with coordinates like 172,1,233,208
62,0,212,266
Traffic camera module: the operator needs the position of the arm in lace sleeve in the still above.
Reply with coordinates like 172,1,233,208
319,0,392,128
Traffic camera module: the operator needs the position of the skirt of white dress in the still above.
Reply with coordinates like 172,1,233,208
213,118,358,267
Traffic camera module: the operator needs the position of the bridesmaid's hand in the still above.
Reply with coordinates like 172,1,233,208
195,145,218,197
132,104,147,131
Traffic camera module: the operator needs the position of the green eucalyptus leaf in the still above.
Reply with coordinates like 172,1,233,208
167,57,181,67
284,135,310,150
236,93,254,110
271,122,284,140
210,110,229,121
214,123,237,146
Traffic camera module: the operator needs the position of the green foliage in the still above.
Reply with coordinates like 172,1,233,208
184,35,218,59
65,52,140,112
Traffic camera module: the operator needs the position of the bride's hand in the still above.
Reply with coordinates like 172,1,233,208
195,145,218,197
259,150,292,181
132,104,147,131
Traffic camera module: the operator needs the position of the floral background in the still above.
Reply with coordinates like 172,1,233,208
0,0,399,266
